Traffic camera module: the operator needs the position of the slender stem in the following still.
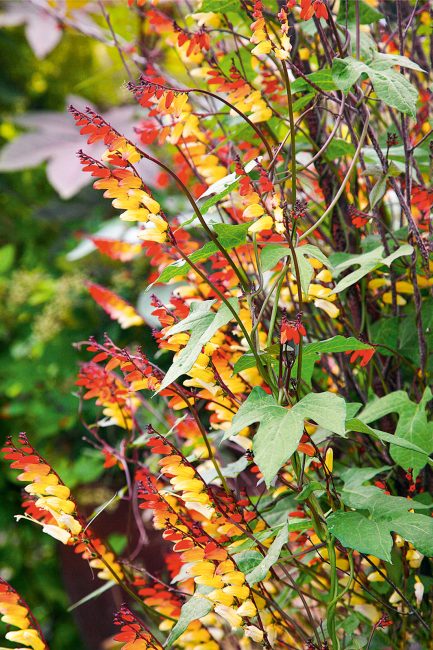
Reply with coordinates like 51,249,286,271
299,111,370,241
172,243,273,387
281,62,297,205
137,148,249,290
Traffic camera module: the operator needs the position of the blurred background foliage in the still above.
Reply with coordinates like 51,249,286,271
0,6,151,647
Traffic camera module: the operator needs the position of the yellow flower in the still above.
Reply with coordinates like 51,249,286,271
248,215,273,233
6,629,45,650
214,604,243,628
251,40,272,56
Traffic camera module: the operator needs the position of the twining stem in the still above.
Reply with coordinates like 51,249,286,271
281,62,297,205
326,536,340,649
299,110,370,241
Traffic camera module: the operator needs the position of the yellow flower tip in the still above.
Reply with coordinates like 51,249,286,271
41,524,72,544
6,629,45,650
236,599,256,617
251,40,272,56
214,604,243,628
243,203,265,219
325,448,333,473
244,625,264,642
248,215,273,234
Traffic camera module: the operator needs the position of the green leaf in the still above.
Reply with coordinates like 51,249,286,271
328,511,393,562
328,508,433,563
294,244,332,295
165,592,213,647
226,387,305,485
292,92,315,112
293,336,372,388
324,139,355,161
370,175,387,208
392,514,433,557
0,244,15,274
358,389,433,477
368,68,418,117
332,57,368,92
246,525,288,585
291,69,337,93
232,352,277,375
199,181,238,215
346,418,433,463
233,550,263,574
155,242,218,283
329,467,433,560
153,223,250,285
213,221,250,247
159,299,238,390
201,0,240,12
260,244,290,273
304,335,372,356
226,388,346,484
295,481,324,502
337,0,383,25
331,57,419,115
331,245,413,294
293,391,346,435
371,52,426,73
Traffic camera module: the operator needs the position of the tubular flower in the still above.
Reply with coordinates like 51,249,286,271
137,439,260,632
280,313,306,345
2,434,82,545
91,237,143,262
3,436,124,583
129,79,227,186
250,2,272,56
207,64,272,123
78,153,170,244
87,282,144,329
0,579,47,650
345,347,375,367
76,360,139,429
113,605,162,649
299,0,329,21
69,105,132,150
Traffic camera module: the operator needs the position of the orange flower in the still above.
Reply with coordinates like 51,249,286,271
0,579,47,650
280,313,306,345
87,282,144,329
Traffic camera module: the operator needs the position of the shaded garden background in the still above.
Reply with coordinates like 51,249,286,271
0,5,158,647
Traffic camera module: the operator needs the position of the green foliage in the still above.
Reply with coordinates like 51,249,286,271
159,299,238,390
328,469,433,561
246,525,288,585
330,245,413,293
227,387,346,485
332,55,421,116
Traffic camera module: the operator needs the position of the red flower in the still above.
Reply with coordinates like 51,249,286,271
348,206,370,229
300,0,328,20
345,348,375,367
281,313,306,345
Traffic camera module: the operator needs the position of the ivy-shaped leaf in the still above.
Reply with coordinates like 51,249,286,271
328,466,433,561
246,525,288,585
159,299,238,390
332,56,419,116
225,388,346,485
358,388,433,477
165,590,213,647
330,244,413,294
